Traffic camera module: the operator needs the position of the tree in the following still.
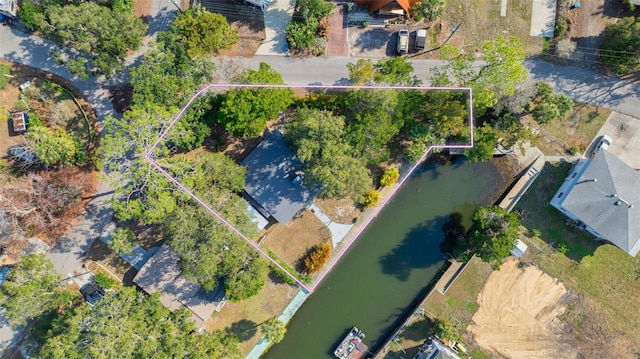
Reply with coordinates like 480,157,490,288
347,57,419,86
36,287,242,358
0,254,78,327
363,189,380,207
25,126,77,166
463,123,498,163
438,36,528,115
531,82,573,124
217,63,294,137
285,108,371,202
601,17,640,75
40,2,146,77
109,227,137,254
410,0,445,21
457,205,520,268
555,38,576,60
261,318,287,344
304,243,333,274
173,5,238,59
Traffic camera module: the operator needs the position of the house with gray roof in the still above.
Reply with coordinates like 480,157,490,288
414,338,462,359
133,245,227,328
241,130,319,224
551,150,640,256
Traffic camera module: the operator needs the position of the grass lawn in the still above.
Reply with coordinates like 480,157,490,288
204,279,299,356
443,0,543,55
528,103,611,156
516,162,640,353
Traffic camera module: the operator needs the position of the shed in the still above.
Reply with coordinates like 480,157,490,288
510,239,528,258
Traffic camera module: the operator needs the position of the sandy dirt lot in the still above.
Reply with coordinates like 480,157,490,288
467,259,579,359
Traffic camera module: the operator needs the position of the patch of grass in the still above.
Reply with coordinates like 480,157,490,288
533,103,610,156
518,162,640,348
443,0,543,54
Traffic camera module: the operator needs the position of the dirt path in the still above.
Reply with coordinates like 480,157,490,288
467,259,579,359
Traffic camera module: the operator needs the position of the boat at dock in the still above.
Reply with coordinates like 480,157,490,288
334,327,368,359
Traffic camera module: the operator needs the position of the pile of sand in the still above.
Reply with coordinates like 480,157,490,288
467,259,579,359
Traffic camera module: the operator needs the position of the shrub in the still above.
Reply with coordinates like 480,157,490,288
364,189,380,207
304,243,333,274
380,167,400,186
93,272,116,289
0,63,10,90
19,1,45,31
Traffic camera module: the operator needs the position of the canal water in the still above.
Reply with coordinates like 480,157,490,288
263,157,505,359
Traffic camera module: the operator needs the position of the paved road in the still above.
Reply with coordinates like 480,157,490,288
240,56,640,117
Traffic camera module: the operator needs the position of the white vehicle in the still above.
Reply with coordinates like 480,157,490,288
592,134,612,156
397,29,409,55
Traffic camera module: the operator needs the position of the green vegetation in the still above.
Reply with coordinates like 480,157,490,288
286,0,334,55
0,63,10,89
37,286,241,358
304,243,333,274
455,205,520,268
601,17,640,75
0,254,78,327
217,62,294,137
24,1,146,78
409,0,445,21
25,126,77,166
174,5,238,59
285,108,372,202
261,318,287,344
109,227,137,255
380,167,400,186
93,272,116,289
531,82,573,124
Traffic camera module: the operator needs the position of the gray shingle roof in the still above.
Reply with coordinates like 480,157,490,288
133,245,227,328
241,130,318,223
561,150,640,256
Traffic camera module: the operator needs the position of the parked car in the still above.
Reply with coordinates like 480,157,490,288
80,282,105,306
397,29,409,55
414,29,427,51
592,134,612,156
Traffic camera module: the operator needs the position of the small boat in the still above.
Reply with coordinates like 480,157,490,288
334,327,368,359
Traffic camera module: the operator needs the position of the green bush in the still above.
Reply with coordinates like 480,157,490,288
0,63,10,90
19,1,45,31
93,272,116,289
363,189,380,207
380,167,400,186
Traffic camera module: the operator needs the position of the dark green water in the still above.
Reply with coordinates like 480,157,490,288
264,158,504,359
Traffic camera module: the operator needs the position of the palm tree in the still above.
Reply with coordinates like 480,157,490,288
261,318,287,344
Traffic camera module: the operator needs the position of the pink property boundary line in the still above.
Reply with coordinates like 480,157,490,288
144,84,474,294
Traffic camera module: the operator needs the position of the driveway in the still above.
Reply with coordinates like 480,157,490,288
256,0,295,55
326,5,348,57
593,112,640,169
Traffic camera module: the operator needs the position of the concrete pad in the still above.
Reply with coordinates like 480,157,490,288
500,0,507,16
256,0,295,55
309,203,353,248
595,112,640,169
530,0,557,37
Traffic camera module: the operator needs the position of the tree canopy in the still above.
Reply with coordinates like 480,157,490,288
217,62,294,137
173,5,239,59
285,108,371,202
455,205,520,268
601,17,640,75
36,2,146,78
261,318,287,344
36,287,242,359
0,254,78,328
